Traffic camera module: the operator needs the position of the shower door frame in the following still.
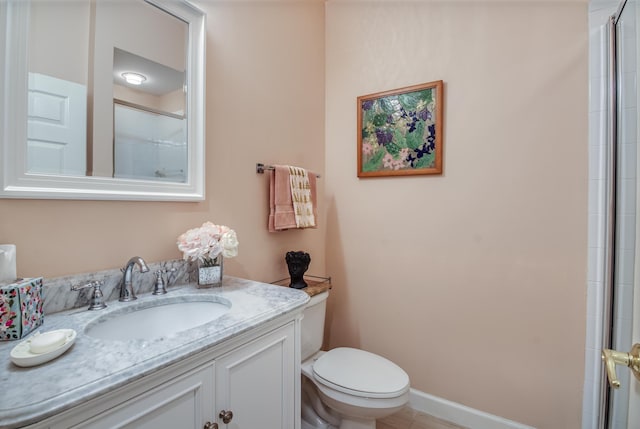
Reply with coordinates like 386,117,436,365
592,0,640,426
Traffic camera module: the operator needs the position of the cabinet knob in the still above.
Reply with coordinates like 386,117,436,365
204,422,218,429
219,410,233,424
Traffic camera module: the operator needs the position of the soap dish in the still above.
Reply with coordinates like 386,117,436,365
10,329,77,367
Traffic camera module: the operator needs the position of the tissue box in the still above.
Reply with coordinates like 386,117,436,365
0,277,44,341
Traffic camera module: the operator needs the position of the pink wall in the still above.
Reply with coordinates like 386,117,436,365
0,1,326,284
324,1,588,427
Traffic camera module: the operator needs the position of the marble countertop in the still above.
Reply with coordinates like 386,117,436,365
0,276,309,428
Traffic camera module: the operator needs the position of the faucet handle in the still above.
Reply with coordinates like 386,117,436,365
71,280,107,310
152,268,177,295
70,280,103,291
153,270,167,295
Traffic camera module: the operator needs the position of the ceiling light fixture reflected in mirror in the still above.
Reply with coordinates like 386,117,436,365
122,72,147,85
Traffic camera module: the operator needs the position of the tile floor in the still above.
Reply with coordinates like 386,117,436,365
377,406,468,429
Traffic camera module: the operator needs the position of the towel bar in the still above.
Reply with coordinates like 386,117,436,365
256,163,321,178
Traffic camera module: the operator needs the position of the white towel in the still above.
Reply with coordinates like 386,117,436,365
288,166,316,228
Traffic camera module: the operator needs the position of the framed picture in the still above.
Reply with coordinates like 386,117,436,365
357,80,443,178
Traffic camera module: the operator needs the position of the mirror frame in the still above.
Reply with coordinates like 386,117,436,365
0,0,206,201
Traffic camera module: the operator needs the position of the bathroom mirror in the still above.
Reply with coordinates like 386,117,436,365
0,0,206,200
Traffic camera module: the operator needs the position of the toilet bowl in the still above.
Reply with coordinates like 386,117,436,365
300,291,410,429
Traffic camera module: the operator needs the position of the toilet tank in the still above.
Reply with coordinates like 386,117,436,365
301,290,329,361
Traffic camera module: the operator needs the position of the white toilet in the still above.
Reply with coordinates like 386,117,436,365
300,290,410,429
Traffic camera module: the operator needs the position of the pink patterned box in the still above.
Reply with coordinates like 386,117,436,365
0,277,44,341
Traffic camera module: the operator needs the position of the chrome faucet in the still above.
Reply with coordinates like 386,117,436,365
119,256,149,302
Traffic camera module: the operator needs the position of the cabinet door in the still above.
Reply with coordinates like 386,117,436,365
215,323,295,428
70,363,215,429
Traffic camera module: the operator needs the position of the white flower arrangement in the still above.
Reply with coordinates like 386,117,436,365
177,222,239,267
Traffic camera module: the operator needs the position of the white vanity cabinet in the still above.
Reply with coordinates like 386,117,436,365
63,363,216,429
215,320,295,428
26,322,298,429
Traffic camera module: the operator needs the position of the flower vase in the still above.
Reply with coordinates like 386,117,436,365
197,256,223,288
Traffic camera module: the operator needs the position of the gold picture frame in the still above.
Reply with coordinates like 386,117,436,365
357,80,443,178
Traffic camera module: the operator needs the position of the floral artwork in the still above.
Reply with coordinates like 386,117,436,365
357,80,443,177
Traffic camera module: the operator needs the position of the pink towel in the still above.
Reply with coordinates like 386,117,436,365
269,165,317,232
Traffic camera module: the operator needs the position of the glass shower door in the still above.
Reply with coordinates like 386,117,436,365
604,0,640,427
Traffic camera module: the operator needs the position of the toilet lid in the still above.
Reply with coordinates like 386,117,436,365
312,347,409,398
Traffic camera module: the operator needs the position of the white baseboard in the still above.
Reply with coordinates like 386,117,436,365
409,388,536,429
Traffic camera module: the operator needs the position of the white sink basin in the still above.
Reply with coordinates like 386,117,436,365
85,298,231,341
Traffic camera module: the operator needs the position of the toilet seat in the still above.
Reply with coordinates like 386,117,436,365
312,347,410,399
